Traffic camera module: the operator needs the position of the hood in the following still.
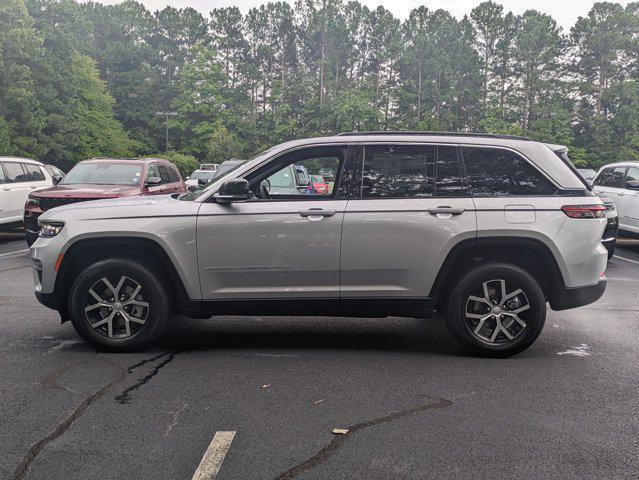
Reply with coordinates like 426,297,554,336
37,194,184,221
31,183,140,198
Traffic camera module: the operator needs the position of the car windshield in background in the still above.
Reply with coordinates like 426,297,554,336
61,163,143,186
181,161,245,200
190,171,216,180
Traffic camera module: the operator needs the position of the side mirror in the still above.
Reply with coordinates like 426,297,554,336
198,178,208,187
626,180,639,190
586,179,594,188
52,174,62,185
214,178,250,203
145,176,162,187
186,176,190,180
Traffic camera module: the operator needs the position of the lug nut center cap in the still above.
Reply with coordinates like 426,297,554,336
492,306,502,315
114,302,123,311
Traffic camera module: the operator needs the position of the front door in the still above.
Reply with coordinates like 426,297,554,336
0,161,32,223
340,144,476,298
196,146,347,300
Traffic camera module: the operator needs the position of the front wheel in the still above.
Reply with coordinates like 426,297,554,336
444,263,546,358
68,258,170,352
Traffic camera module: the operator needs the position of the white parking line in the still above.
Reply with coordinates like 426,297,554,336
615,255,639,266
0,249,28,258
192,431,236,480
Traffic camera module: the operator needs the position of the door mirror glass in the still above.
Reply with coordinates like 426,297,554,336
145,176,162,187
52,174,63,185
215,178,250,203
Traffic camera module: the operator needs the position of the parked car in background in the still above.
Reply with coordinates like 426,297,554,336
318,167,335,182
212,159,245,179
597,196,618,259
31,132,607,357
592,162,639,237
199,163,218,171
44,165,65,182
1,157,53,229
307,174,329,195
577,168,597,181
24,158,186,246
185,169,217,191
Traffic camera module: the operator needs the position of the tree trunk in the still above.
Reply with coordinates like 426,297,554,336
417,61,422,124
596,62,604,116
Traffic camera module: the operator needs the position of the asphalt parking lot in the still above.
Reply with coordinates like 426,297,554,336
1,233,638,480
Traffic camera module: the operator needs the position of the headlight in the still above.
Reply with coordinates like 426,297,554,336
26,196,41,207
38,222,64,238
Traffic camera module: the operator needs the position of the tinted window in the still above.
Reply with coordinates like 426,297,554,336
600,167,627,188
463,147,556,196
435,146,464,196
157,165,170,184
3,162,29,183
626,166,639,183
363,145,434,198
594,168,610,186
24,164,46,181
169,166,180,182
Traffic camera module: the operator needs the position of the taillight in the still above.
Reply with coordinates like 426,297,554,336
561,205,606,219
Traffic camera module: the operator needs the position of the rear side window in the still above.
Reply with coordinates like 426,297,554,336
462,147,556,196
157,165,171,184
596,167,626,188
24,164,46,181
362,145,435,198
3,162,29,183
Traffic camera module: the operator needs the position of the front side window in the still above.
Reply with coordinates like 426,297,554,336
362,145,435,198
3,162,29,183
0,163,6,184
254,148,344,199
463,147,556,196
62,162,143,186
601,167,627,188
146,164,159,179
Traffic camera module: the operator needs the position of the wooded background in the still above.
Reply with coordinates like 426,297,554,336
2,0,639,173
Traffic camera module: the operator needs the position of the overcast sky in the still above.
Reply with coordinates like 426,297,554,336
93,0,633,30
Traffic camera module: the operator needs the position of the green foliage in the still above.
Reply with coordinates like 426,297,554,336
1,0,639,170
155,152,199,178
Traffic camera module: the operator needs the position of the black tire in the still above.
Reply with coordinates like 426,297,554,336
68,258,170,352
25,232,37,247
444,263,546,358
606,243,615,260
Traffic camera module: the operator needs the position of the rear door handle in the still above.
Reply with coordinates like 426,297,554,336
428,206,465,216
299,208,336,218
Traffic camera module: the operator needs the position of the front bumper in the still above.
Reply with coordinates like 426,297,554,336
549,277,607,311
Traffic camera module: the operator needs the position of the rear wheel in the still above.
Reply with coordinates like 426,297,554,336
68,258,169,352
444,263,546,357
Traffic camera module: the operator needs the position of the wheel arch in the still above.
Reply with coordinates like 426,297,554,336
430,237,567,310
54,236,192,320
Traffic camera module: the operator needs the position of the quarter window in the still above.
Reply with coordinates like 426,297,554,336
463,147,556,196
362,145,435,198
3,162,29,183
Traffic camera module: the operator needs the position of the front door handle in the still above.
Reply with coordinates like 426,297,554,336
428,206,465,216
299,208,336,218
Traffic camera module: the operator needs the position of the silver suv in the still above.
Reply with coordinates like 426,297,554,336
30,133,608,357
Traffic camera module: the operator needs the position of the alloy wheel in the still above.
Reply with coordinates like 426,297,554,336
84,276,149,339
464,279,530,345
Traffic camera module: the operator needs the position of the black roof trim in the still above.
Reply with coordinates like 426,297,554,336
337,131,532,141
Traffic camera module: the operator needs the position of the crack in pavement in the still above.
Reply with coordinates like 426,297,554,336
13,352,175,480
115,352,178,404
275,396,452,479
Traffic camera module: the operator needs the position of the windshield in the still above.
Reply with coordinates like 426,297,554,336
62,163,142,186
190,171,216,180
181,161,245,200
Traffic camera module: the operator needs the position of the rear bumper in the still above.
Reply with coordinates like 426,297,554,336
549,277,607,311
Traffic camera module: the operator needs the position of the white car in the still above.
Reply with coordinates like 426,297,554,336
0,157,53,229
185,169,217,191
593,162,639,236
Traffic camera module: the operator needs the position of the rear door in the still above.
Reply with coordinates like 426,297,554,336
340,143,476,299
622,166,639,232
595,166,629,229
0,162,32,223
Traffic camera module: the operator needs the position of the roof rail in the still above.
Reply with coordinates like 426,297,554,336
336,131,531,141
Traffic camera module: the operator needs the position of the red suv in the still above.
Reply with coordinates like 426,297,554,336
24,158,186,246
